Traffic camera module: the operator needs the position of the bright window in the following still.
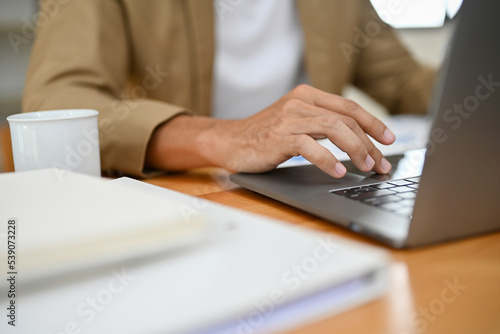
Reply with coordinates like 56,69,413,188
370,0,463,28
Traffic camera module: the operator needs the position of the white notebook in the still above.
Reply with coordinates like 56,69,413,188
0,169,206,288
3,174,389,334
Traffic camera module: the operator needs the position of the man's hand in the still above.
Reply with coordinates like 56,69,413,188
199,84,395,177
146,84,395,177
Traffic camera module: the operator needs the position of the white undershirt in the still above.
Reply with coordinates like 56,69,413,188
212,0,306,119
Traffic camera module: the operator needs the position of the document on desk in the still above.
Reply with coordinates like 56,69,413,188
0,169,206,288
1,175,389,334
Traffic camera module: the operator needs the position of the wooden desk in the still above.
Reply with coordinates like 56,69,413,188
145,168,500,334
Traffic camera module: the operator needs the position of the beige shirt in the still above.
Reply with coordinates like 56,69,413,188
23,0,435,177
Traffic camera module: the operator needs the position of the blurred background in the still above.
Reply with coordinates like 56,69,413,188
0,0,462,172
1,1,36,125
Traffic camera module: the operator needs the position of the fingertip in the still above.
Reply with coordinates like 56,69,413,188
380,157,392,174
334,162,347,177
382,128,396,144
365,155,375,170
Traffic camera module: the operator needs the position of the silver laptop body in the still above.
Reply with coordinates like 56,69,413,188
230,0,500,248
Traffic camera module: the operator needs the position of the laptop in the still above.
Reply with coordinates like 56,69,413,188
230,0,500,248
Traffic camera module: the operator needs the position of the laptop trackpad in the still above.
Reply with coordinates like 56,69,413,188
341,149,425,183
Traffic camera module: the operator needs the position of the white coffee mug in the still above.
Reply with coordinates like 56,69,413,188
7,109,101,176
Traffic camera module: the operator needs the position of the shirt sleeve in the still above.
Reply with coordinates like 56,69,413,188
22,0,189,177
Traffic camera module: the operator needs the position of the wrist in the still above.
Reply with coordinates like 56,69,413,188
145,114,220,171
196,118,235,170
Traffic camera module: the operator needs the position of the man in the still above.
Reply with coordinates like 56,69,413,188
23,0,435,178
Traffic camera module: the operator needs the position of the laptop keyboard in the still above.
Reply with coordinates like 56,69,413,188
330,176,420,218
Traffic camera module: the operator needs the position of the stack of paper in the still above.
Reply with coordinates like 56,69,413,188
0,171,389,334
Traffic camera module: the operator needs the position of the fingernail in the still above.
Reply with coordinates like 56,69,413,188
335,162,347,176
365,155,375,170
381,157,392,173
383,128,396,143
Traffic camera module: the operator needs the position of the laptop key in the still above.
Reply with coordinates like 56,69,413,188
388,179,413,186
406,176,421,183
372,183,394,189
390,186,415,193
407,183,419,190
